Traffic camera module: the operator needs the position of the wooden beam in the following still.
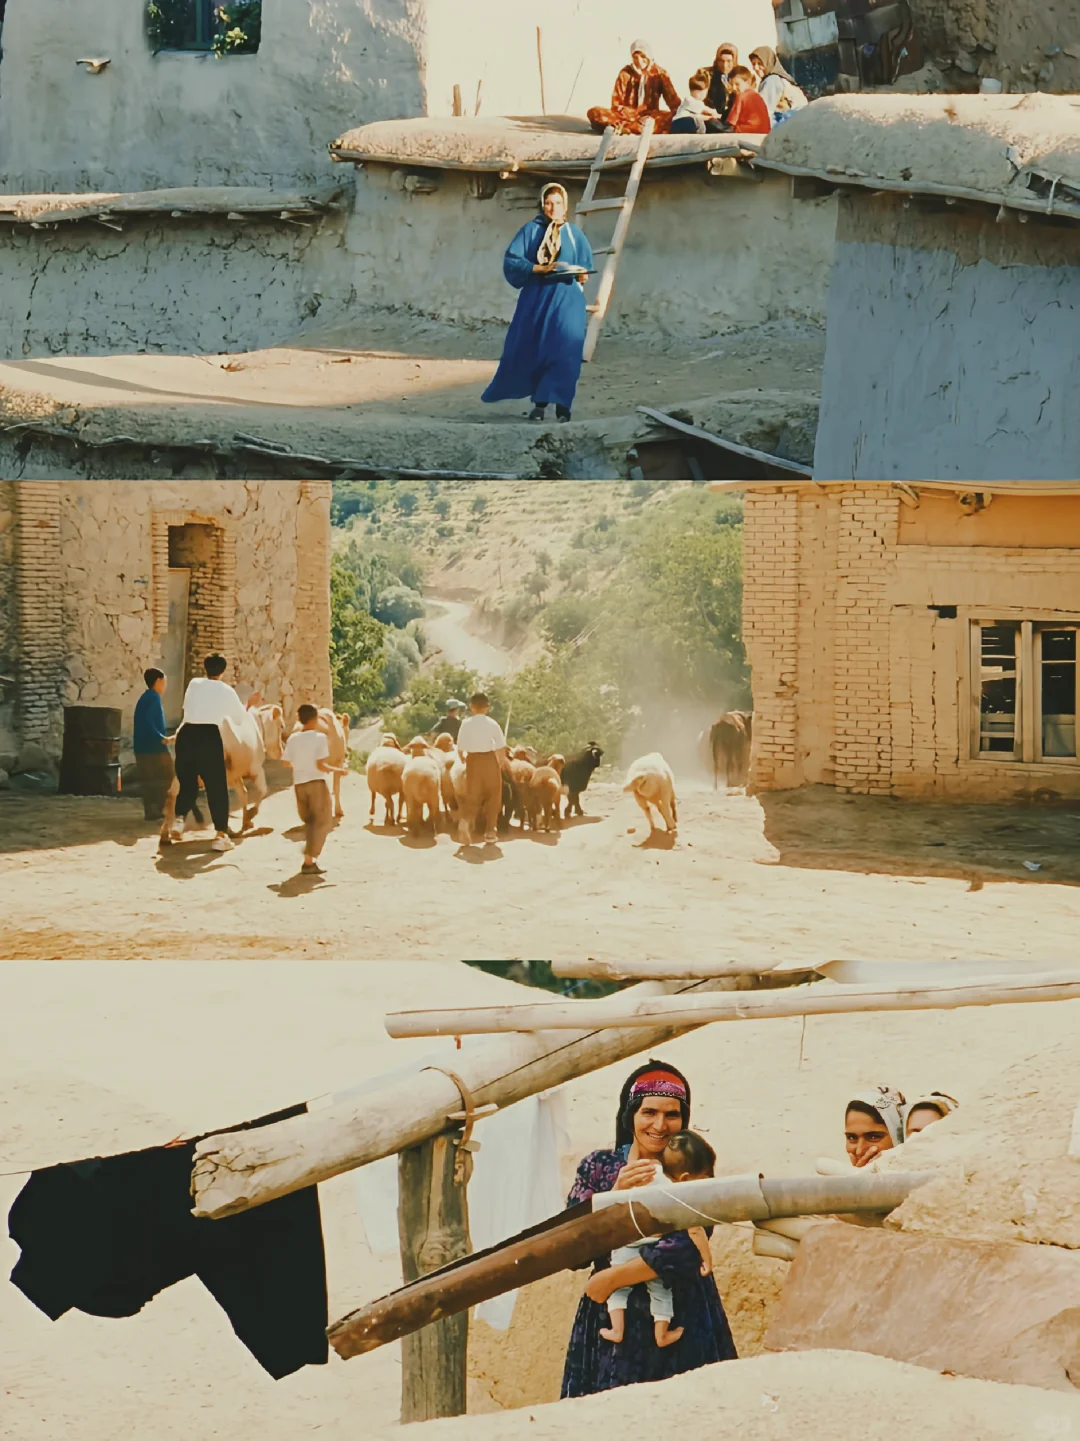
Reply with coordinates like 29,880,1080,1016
383,974,1080,1038
552,958,803,981
329,1171,933,1359
398,1135,470,1422
191,977,742,1219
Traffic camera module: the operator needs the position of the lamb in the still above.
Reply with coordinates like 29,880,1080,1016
429,731,459,815
401,737,441,836
623,752,678,835
506,757,538,829
561,742,604,817
529,753,565,832
365,733,406,826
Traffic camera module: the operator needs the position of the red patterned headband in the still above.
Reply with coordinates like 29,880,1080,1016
630,1070,687,1101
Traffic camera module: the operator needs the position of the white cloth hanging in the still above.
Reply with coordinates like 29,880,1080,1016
350,1087,569,1332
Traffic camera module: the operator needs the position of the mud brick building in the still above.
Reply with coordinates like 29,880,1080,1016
740,482,1080,802
0,481,332,767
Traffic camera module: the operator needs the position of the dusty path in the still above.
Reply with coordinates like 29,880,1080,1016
0,312,822,477
423,595,516,677
1,781,1077,962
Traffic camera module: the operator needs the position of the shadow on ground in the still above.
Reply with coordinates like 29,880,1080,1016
758,786,1080,887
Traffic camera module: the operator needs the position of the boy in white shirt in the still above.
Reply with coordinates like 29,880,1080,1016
455,692,509,846
281,704,348,874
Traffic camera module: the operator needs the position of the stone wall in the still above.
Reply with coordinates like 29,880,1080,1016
907,0,1080,93
168,522,228,689
813,195,1080,480
0,0,427,193
744,484,1080,802
5,480,333,763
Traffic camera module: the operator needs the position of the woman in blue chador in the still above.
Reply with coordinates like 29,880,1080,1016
560,1059,738,1397
482,182,594,424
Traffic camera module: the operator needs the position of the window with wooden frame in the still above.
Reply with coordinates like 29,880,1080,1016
146,0,261,55
970,620,1078,764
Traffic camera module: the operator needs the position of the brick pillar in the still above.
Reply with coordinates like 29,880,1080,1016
832,488,899,795
294,481,333,709
742,489,800,790
14,481,64,747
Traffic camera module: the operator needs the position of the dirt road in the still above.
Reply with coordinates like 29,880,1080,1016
2,779,1077,962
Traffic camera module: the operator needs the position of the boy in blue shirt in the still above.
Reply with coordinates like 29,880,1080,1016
133,668,175,820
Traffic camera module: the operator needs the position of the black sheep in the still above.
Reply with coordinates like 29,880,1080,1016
561,743,604,817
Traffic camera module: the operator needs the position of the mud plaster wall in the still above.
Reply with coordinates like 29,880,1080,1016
907,0,1080,92
7,480,332,756
467,1219,787,1410
0,0,427,192
0,214,349,360
813,195,1080,481
745,485,1080,802
345,166,837,339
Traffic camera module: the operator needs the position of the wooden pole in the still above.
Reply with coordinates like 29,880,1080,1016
383,973,1080,1038
536,27,547,115
398,1134,470,1422
192,977,743,1219
329,1171,932,1359
452,84,463,117
552,958,795,981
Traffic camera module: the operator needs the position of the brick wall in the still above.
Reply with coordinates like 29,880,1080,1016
13,481,63,748
167,522,227,688
743,485,1080,803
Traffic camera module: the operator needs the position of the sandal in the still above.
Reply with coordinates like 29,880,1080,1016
527,404,547,422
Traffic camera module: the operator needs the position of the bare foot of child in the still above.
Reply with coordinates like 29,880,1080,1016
654,1320,684,1348
599,1312,626,1343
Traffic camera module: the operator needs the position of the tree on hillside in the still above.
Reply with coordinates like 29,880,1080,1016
373,583,426,629
395,491,419,516
330,553,387,715
434,498,451,520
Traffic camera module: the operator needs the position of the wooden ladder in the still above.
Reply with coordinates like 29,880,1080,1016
575,118,655,363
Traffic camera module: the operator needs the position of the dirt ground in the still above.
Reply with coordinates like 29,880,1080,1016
0,312,823,477
2,776,1078,962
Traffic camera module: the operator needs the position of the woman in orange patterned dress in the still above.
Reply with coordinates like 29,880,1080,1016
587,39,680,135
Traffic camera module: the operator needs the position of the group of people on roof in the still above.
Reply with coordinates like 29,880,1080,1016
588,38,808,138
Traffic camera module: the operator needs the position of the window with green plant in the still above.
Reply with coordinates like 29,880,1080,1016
146,0,262,56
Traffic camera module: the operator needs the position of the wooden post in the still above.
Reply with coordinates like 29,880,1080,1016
452,85,463,117
536,27,547,114
398,1134,471,1422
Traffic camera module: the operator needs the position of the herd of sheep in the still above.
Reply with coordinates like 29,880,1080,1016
364,735,681,841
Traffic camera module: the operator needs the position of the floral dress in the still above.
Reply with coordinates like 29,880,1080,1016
560,1145,738,1397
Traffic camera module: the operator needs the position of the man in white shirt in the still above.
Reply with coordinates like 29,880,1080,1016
281,705,347,874
456,692,509,845
173,653,248,851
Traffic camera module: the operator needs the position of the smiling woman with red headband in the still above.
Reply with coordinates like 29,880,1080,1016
560,1060,738,1398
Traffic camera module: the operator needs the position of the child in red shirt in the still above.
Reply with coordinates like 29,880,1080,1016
724,66,771,134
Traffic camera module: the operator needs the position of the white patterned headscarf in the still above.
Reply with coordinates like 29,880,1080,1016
629,39,654,104
847,1086,907,1147
537,184,569,267
903,1091,959,1137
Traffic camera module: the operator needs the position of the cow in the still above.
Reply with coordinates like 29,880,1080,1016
561,743,604,817
623,752,678,835
705,711,753,790
159,702,285,844
289,708,351,818
366,734,406,826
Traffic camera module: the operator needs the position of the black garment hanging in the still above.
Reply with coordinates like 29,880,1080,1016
8,1103,327,1380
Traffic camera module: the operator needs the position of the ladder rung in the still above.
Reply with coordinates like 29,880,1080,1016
591,246,614,256
575,197,627,214
586,304,602,314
